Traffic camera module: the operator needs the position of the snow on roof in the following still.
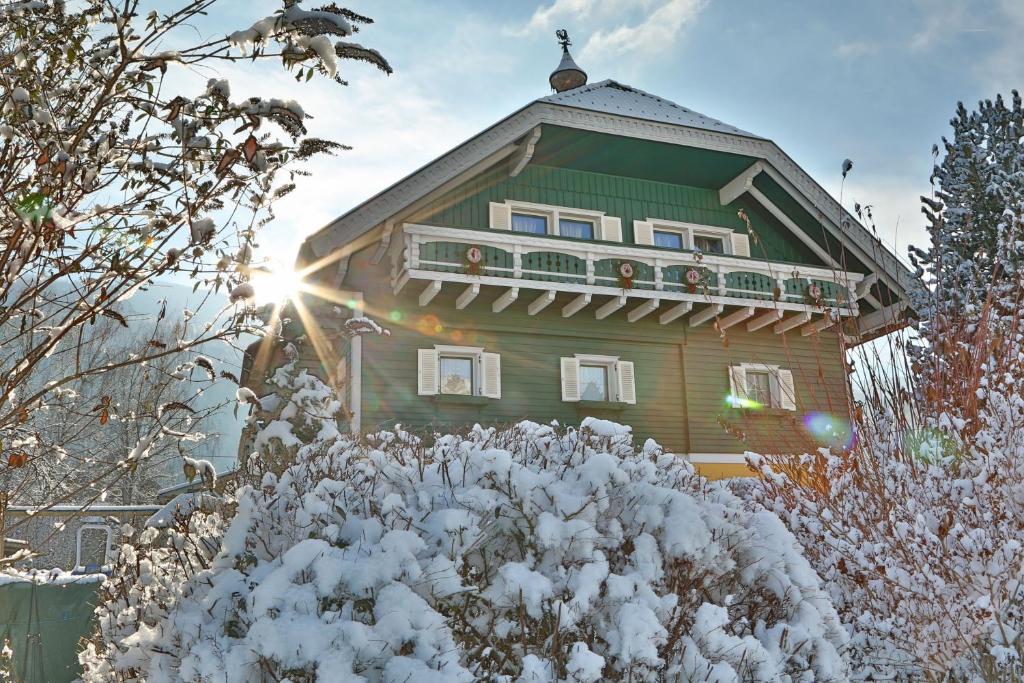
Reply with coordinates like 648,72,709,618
6,504,161,514
145,492,222,528
538,79,763,139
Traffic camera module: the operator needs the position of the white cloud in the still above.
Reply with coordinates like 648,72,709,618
833,40,880,59
515,0,707,65
578,0,707,64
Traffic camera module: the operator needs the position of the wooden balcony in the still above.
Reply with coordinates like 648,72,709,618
391,224,866,333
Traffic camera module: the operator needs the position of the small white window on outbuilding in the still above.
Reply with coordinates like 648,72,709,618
728,363,796,410
560,354,636,404
418,345,501,398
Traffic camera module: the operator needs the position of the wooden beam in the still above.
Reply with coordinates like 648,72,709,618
509,126,542,177
716,306,755,331
595,295,627,320
392,271,410,296
746,309,783,332
562,293,591,318
527,290,556,315
857,301,908,335
455,283,480,310
492,287,519,313
774,312,812,334
855,272,878,299
801,315,836,336
659,301,692,325
689,304,724,327
627,298,659,323
718,161,763,205
419,279,442,306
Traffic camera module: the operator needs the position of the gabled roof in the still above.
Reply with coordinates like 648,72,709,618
301,79,916,305
538,80,762,139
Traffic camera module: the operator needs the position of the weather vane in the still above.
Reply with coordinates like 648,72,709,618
556,29,571,52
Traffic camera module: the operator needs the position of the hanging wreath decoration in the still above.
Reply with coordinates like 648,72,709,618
685,267,701,293
464,246,484,276
618,261,635,289
805,282,823,305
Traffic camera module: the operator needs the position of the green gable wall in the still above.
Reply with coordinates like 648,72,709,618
308,248,851,460
420,162,829,268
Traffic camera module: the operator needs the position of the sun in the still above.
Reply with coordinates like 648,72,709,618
249,262,306,304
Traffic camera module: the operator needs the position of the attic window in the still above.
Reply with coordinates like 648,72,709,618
653,230,683,249
511,213,547,235
559,218,594,240
694,234,726,254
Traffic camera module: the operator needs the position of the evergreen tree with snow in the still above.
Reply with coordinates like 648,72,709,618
911,92,1024,325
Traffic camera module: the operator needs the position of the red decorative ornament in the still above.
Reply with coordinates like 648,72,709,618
685,268,701,293
465,246,483,276
618,261,635,289
806,282,822,303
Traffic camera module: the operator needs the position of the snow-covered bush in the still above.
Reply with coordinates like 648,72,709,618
82,365,848,682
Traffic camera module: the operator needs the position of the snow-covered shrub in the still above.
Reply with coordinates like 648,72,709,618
751,305,1024,680
82,366,848,682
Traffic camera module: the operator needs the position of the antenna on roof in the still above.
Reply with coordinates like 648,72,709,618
549,29,587,93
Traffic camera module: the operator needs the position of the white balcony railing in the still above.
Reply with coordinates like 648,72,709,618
393,223,865,318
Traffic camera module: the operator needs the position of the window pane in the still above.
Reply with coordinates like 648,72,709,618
79,527,109,569
440,357,473,395
694,235,726,254
579,364,609,401
654,230,683,249
746,371,771,406
559,218,594,240
511,213,547,235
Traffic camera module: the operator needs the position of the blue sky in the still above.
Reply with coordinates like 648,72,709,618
201,0,1022,274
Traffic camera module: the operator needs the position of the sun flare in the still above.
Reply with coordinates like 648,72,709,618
249,263,306,304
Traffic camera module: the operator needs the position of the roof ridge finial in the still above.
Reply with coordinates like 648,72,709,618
549,29,587,93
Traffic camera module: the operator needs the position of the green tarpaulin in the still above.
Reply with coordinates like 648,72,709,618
0,574,102,683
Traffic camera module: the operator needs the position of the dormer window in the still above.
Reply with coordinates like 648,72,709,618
694,234,726,254
511,212,547,235
654,230,683,249
559,218,594,240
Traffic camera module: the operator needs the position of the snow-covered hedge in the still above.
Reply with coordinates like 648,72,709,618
81,366,848,682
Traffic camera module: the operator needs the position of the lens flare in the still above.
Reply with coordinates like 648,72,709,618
904,427,954,464
726,394,763,410
803,412,856,450
389,309,403,322
417,314,443,336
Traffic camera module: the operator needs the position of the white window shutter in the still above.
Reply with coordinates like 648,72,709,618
731,232,751,257
417,349,439,395
777,369,797,410
616,361,636,404
600,216,623,242
482,353,501,399
560,357,581,402
633,220,654,246
728,366,747,401
489,202,512,230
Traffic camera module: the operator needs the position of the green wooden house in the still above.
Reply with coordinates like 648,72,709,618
262,43,914,478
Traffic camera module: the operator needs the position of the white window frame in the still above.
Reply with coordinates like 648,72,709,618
563,353,636,404
420,345,501,398
505,200,605,239
648,218,735,254
576,353,618,402
435,345,483,396
75,522,112,570
729,363,797,411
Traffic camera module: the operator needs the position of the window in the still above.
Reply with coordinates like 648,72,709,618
559,218,594,240
491,201,621,241
440,355,473,395
561,355,636,404
76,523,112,571
728,364,796,411
511,213,548,235
694,234,726,254
636,219,748,256
654,230,684,250
579,364,609,401
745,370,771,406
418,346,501,398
